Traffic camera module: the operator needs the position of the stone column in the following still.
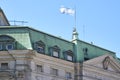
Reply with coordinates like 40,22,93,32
74,63,83,80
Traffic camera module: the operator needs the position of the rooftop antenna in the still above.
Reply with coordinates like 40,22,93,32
83,25,85,40
9,20,28,26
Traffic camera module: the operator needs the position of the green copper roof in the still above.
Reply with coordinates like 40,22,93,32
0,26,32,49
75,40,115,62
0,26,117,62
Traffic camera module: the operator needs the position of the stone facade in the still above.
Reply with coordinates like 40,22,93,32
83,55,120,80
0,50,75,80
0,50,120,80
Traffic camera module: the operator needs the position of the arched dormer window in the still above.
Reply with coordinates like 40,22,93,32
64,50,74,61
49,45,60,58
83,47,89,61
0,35,15,50
83,47,88,55
52,45,60,57
35,40,45,53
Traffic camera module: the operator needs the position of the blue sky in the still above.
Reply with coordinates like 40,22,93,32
0,0,120,57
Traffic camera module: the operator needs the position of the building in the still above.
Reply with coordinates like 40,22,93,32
0,8,120,80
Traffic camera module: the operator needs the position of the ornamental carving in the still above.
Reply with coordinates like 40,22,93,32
103,56,110,70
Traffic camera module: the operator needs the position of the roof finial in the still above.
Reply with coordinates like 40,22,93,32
72,27,79,40
73,27,76,32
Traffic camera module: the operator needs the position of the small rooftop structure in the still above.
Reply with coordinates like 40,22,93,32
0,8,10,26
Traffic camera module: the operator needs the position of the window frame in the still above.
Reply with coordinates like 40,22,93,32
0,35,15,51
64,50,74,61
49,45,60,58
6,43,14,50
1,63,9,70
36,45,44,53
53,50,59,57
50,68,58,76
65,72,72,79
83,47,88,55
35,40,45,54
36,65,43,73
67,54,73,61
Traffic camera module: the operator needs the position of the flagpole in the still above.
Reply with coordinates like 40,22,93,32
74,6,76,28
60,6,76,29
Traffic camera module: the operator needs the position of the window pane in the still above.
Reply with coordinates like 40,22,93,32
37,65,43,73
67,55,73,61
51,68,58,76
37,46,44,53
1,63,8,69
66,72,72,79
53,51,59,57
6,44,13,50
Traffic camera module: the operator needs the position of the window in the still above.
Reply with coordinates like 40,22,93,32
67,55,73,61
49,45,60,58
36,65,43,73
53,51,59,57
64,50,73,61
35,40,45,53
18,71,24,78
51,68,58,76
83,48,89,61
52,45,60,57
0,35,15,50
83,47,88,55
66,72,72,79
1,63,8,69
37,46,44,53
6,44,14,50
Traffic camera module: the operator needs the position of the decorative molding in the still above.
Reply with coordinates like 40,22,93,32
103,56,110,70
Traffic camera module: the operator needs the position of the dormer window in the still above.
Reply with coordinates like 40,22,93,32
0,35,15,51
83,47,88,55
37,46,44,53
53,50,59,57
83,48,89,61
35,40,45,54
67,54,73,61
64,50,74,61
49,45,60,58
52,45,60,57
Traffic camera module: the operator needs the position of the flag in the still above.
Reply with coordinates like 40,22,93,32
60,7,75,16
